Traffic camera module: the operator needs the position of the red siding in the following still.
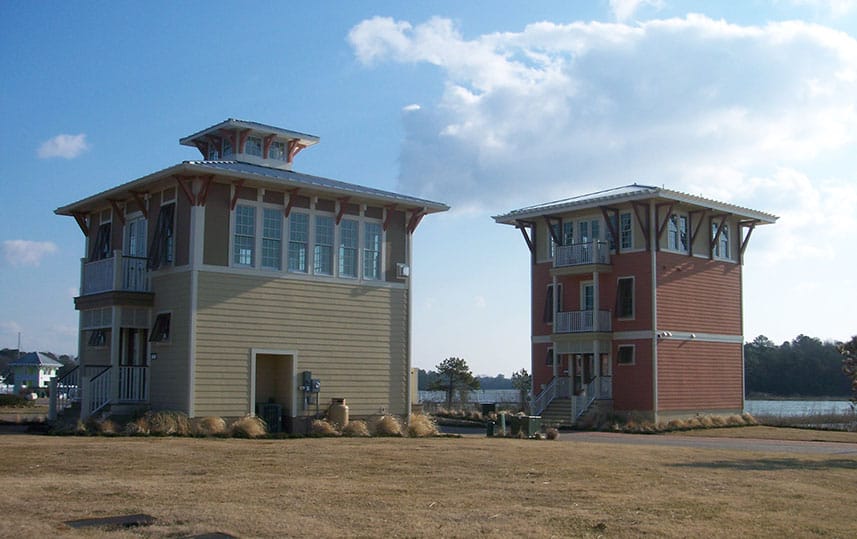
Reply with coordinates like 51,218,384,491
532,342,553,393
610,251,653,332
656,252,742,334
657,340,743,411
612,339,653,413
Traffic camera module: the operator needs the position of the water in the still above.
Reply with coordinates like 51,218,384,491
745,399,855,417
418,389,521,404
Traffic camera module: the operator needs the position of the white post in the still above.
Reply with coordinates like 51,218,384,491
48,378,58,421
112,250,123,291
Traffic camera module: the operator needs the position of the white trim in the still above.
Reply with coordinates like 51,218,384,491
657,331,743,344
612,330,654,340
195,264,407,289
248,348,299,418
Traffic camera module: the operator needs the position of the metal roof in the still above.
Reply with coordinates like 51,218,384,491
493,184,777,224
179,118,320,147
56,160,449,215
9,352,64,368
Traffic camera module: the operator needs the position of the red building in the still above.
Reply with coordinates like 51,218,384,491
493,185,776,425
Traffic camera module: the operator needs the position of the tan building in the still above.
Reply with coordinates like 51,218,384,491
53,119,448,430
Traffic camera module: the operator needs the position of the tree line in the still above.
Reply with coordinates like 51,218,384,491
745,335,852,398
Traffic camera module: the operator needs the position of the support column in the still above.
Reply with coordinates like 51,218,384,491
110,305,121,406
593,271,600,398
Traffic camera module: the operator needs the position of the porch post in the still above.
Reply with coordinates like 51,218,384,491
593,271,600,398
110,305,121,406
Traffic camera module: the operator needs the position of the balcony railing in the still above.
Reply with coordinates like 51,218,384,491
81,251,149,295
555,310,612,333
554,241,610,268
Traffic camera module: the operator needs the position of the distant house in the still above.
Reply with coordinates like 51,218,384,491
494,184,776,426
54,118,448,429
10,352,63,392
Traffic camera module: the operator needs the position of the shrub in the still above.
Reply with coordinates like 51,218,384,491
147,411,190,436
726,414,746,427
408,414,439,437
0,394,33,408
123,417,150,436
545,428,560,440
372,415,403,437
710,415,728,427
311,419,340,436
191,416,227,437
342,419,370,437
87,418,118,435
230,415,267,438
742,412,759,426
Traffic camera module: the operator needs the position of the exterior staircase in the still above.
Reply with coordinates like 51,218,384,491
540,398,573,427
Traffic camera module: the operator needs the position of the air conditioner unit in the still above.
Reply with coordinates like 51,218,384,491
396,263,410,279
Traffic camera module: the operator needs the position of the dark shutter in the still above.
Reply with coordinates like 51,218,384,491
89,223,112,261
147,203,175,270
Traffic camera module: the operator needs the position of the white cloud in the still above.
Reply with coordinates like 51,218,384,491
37,133,90,159
790,0,857,17
402,103,421,112
609,0,664,22
2,240,58,267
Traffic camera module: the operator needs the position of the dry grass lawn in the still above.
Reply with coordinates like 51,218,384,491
669,425,857,443
0,434,855,538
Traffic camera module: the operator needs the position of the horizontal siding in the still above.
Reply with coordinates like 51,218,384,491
612,339,653,413
657,341,743,411
149,271,191,412
656,252,742,334
194,271,408,418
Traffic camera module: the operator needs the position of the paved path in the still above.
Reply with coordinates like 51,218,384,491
442,425,857,456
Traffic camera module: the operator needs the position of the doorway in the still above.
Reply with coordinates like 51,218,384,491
250,350,297,432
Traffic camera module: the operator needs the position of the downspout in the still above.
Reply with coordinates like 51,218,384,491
650,202,659,424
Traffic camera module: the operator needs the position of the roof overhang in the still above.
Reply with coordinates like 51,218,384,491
179,118,320,149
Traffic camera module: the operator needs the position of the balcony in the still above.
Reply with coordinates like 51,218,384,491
554,310,612,334
81,251,150,296
553,241,611,272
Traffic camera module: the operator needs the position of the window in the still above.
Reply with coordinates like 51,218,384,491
548,222,560,257
617,345,635,365
314,215,334,275
617,277,634,319
147,203,174,269
338,218,358,278
149,313,171,343
207,141,220,160
562,222,574,246
582,283,594,311
261,208,282,270
288,212,309,273
89,222,112,261
620,213,633,250
245,136,262,157
543,283,563,323
668,214,688,252
713,222,730,259
269,141,285,160
545,347,554,366
363,222,382,280
608,213,618,250
87,329,107,347
579,219,599,243
233,205,256,266
222,137,234,159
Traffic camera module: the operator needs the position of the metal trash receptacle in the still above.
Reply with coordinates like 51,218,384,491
260,403,282,433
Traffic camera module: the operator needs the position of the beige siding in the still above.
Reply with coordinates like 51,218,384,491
148,271,192,412
194,271,408,418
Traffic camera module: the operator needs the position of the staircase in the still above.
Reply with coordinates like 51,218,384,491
540,398,573,427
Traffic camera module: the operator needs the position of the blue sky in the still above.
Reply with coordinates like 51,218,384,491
2,1,856,376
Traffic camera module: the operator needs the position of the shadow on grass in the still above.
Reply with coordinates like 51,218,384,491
670,458,857,471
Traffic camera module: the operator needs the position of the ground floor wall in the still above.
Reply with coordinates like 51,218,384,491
193,270,409,419
611,338,653,414
656,339,743,415
148,271,192,412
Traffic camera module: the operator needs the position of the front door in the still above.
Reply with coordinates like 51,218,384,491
119,328,148,401
599,352,612,398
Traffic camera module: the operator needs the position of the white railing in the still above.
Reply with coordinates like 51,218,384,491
532,376,571,416
573,377,599,419
119,366,148,402
48,366,80,420
554,310,612,333
555,241,610,268
85,367,112,416
81,251,149,296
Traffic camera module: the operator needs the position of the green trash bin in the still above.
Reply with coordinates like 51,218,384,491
522,415,541,438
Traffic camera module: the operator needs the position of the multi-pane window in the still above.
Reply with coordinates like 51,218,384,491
617,277,634,319
582,283,594,311
234,205,256,266
620,213,633,250
668,214,688,252
712,222,730,258
269,141,285,160
261,208,282,270
562,222,574,246
222,137,234,159
579,219,600,243
363,222,382,280
338,219,358,278
314,215,334,275
617,345,634,365
288,212,309,273
246,136,262,157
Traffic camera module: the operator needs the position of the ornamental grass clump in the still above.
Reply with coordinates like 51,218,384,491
229,415,268,438
372,415,403,437
342,419,370,437
191,416,227,437
311,419,340,437
87,417,119,435
742,412,759,425
123,417,150,436
408,413,439,437
147,411,190,436
545,427,560,440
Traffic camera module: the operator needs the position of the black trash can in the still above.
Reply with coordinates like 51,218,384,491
486,421,495,437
